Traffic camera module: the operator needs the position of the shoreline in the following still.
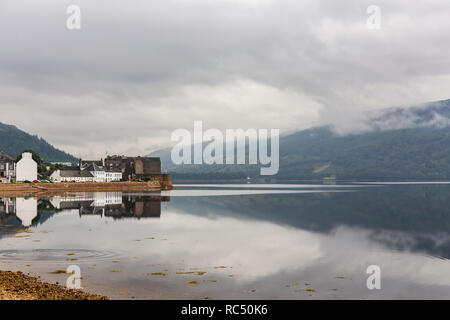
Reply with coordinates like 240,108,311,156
0,180,173,197
0,270,107,300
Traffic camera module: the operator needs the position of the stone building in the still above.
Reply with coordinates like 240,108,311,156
0,152,16,183
104,156,161,180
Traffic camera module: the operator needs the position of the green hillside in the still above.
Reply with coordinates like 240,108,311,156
276,126,450,180
152,99,450,181
0,122,77,163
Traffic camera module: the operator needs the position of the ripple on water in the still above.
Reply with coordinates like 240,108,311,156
0,249,122,264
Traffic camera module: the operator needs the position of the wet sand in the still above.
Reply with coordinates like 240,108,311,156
0,270,107,300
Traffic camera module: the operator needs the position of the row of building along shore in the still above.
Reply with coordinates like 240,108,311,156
0,151,164,183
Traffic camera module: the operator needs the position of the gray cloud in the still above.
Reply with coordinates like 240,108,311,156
0,0,449,158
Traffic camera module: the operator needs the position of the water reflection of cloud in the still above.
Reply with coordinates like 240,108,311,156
370,230,450,259
319,226,450,287
5,207,449,293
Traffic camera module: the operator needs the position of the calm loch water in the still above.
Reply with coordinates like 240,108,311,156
0,183,449,299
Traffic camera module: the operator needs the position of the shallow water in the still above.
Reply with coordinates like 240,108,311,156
0,184,449,299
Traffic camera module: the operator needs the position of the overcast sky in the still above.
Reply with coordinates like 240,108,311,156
0,0,449,158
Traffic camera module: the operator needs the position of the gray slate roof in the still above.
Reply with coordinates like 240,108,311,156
0,152,15,162
81,163,121,173
60,170,94,178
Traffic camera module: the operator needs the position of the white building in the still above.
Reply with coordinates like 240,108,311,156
80,163,121,182
50,163,122,183
86,163,106,182
16,152,37,182
50,169,94,182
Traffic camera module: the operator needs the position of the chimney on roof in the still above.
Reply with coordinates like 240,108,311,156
22,152,32,159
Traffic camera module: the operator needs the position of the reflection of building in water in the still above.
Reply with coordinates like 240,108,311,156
0,197,37,227
113,195,164,219
0,152,16,183
16,198,38,227
0,198,16,215
0,193,169,226
0,198,16,224
50,192,123,209
49,192,169,219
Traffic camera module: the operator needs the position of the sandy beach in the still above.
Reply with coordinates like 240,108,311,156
0,270,107,300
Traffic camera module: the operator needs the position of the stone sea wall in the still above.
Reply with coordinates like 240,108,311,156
0,174,173,194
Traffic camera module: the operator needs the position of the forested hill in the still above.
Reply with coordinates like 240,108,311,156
151,99,450,181
275,125,450,181
0,122,77,163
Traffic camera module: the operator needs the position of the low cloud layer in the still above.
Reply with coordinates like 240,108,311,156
1,0,449,158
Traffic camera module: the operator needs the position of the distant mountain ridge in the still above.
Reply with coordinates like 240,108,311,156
0,122,77,163
151,99,450,181
367,99,450,132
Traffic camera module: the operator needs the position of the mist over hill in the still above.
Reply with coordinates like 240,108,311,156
151,99,450,181
0,122,77,163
